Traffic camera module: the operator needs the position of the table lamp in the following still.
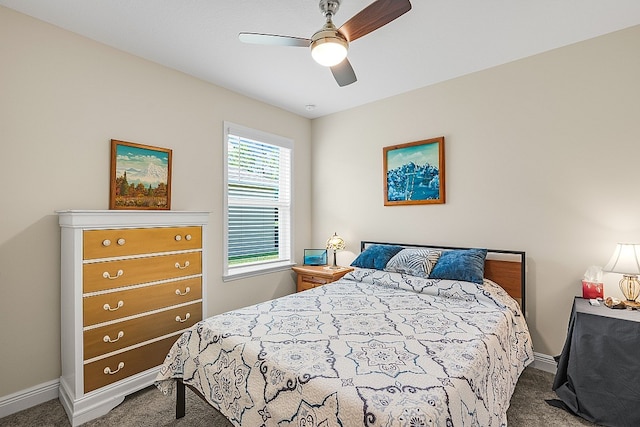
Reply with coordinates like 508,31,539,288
326,232,345,269
603,243,640,302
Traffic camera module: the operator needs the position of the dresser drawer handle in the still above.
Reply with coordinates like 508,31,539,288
102,239,111,247
103,331,124,343
174,234,182,241
103,300,124,312
175,313,191,323
185,234,192,241
103,362,125,375
103,270,124,280
175,261,190,270
175,287,191,296
117,238,125,246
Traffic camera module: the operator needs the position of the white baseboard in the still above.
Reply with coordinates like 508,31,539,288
0,379,59,419
531,351,557,374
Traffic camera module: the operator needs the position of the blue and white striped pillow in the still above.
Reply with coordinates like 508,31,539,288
384,248,442,278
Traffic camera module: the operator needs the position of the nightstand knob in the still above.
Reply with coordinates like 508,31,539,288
175,235,182,241
117,238,125,246
102,239,111,247
185,234,192,241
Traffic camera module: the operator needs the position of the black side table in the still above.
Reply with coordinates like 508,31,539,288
552,297,640,426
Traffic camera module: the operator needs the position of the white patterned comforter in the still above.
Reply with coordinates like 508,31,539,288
156,268,534,426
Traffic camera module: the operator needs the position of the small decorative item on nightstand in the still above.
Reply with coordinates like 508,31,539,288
582,266,603,300
326,232,346,269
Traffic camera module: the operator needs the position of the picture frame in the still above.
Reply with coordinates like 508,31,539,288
110,139,172,210
303,249,328,266
383,136,445,206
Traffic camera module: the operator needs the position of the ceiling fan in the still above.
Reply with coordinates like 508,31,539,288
238,0,412,87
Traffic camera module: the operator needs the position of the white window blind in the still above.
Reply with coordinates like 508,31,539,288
223,122,293,280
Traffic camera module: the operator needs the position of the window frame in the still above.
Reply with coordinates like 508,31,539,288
223,122,294,281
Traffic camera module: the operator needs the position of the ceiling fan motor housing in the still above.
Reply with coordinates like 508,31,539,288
319,0,341,18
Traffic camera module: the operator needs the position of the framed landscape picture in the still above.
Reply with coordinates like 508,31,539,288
110,139,172,210
383,137,445,206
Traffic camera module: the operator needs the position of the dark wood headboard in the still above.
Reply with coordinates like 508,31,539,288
360,241,526,314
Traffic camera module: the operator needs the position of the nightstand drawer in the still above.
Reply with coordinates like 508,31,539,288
301,275,330,285
83,252,202,293
83,278,202,326
83,226,202,260
83,335,178,393
84,302,201,360
297,280,325,292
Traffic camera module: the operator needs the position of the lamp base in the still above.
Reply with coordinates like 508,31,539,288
619,275,640,302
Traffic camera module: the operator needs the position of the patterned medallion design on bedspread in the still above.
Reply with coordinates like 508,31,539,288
157,268,534,427
347,339,423,377
258,338,338,403
203,345,253,424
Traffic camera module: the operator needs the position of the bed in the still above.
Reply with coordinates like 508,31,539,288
156,241,534,426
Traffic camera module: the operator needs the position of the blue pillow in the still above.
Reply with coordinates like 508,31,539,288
351,245,404,270
429,248,488,284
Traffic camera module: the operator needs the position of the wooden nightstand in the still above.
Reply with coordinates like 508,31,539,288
292,265,354,292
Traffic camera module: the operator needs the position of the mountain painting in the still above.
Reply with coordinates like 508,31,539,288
110,140,172,209
383,137,445,206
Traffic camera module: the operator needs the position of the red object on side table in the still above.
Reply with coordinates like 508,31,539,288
582,280,603,299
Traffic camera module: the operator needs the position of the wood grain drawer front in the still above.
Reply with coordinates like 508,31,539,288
302,275,330,285
83,226,202,260
83,335,178,393
297,281,319,292
83,252,201,293
83,302,201,360
83,278,202,326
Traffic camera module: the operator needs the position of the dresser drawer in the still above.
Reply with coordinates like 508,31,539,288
83,252,201,293
83,226,202,260
83,335,179,393
84,302,201,360
83,277,201,326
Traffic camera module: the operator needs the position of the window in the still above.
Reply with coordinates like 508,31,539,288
223,122,293,280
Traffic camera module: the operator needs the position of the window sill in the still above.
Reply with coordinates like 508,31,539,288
223,261,295,282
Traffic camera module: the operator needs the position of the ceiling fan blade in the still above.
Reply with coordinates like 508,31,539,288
238,32,311,47
338,0,412,42
330,58,357,87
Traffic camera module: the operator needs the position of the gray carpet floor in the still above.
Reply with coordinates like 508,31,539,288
0,367,600,426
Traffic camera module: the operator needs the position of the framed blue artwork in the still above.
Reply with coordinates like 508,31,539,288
383,136,445,206
304,249,327,266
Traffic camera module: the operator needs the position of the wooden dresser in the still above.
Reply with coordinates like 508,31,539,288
57,210,209,426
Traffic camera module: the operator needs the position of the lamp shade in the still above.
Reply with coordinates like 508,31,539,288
326,232,345,251
603,243,640,275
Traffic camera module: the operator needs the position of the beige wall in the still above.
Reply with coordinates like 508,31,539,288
311,25,640,357
0,6,311,397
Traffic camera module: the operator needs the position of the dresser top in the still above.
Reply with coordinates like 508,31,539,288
57,210,210,228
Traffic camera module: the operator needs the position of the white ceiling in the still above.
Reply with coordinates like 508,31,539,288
2,0,640,119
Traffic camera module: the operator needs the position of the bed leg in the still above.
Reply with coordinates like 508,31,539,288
176,378,186,419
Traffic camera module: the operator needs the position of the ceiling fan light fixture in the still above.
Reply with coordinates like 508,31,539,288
311,32,348,67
